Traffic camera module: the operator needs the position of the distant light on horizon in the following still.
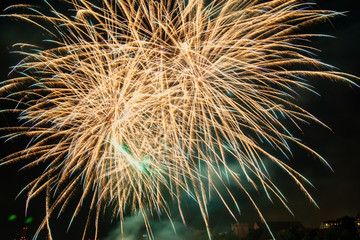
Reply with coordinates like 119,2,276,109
24,217,33,224
8,214,17,221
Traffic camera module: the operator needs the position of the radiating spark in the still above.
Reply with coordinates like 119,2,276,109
0,0,357,239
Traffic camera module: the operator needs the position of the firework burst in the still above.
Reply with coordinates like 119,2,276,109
0,0,356,239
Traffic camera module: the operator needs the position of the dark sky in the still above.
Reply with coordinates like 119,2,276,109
0,0,359,239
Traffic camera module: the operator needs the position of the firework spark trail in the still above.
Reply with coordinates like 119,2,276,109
0,0,357,239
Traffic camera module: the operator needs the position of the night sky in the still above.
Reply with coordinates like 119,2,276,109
0,0,359,239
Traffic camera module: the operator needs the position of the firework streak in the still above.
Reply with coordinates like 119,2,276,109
0,0,357,239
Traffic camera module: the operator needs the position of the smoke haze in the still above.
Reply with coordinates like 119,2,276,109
104,213,196,240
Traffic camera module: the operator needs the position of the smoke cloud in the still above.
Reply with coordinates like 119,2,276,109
104,213,196,240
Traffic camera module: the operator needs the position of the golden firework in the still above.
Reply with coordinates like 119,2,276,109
0,0,356,239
